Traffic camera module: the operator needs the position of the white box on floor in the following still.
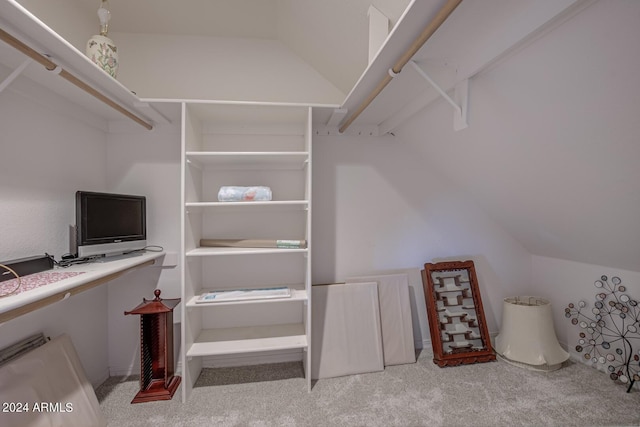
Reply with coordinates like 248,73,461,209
311,282,384,379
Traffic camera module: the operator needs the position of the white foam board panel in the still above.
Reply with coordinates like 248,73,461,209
311,282,384,379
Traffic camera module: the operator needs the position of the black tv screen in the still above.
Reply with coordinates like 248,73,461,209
76,191,147,257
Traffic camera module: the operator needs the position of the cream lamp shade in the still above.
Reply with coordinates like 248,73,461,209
495,296,569,371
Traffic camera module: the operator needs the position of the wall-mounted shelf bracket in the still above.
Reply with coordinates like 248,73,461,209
0,58,31,93
409,60,468,131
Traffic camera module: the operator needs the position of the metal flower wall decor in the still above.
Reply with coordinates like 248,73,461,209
565,275,640,392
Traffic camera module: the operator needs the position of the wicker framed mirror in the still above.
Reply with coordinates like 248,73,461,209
421,260,495,367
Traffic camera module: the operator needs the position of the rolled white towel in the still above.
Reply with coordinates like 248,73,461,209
217,186,272,202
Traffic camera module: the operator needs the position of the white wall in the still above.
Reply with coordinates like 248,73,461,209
532,255,640,354
104,122,182,375
276,0,411,95
395,0,640,274
0,80,109,385
111,33,345,104
312,134,532,345
16,0,95,52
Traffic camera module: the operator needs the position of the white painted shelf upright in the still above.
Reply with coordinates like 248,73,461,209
180,102,313,401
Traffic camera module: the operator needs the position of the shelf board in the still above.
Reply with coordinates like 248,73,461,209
0,252,164,324
186,152,309,169
185,200,308,213
187,323,307,356
186,247,308,256
186,288,307,308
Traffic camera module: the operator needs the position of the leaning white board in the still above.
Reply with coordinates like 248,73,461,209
347,273,416,366
0,334,106,427
311,282,384,379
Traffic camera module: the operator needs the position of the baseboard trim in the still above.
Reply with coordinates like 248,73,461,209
92,367,111,388
109,365,138,378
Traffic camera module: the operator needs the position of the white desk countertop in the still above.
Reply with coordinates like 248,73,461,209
0,251,165,322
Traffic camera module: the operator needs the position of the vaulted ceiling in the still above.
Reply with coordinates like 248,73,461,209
71,0,412,95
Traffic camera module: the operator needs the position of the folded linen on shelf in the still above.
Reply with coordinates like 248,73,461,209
217,186,272,202
196,287,291,303
200,239,307,249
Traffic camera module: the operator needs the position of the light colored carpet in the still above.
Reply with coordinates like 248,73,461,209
96,352,640,426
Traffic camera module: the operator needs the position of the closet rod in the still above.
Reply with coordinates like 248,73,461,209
339,0,462,133
0,28,153,130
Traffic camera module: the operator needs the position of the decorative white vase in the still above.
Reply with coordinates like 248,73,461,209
86,34,118,79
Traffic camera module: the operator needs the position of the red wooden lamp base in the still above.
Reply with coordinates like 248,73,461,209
131,376,181,404
125,290,181,404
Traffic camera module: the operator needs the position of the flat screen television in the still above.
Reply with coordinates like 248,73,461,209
76,191,147,258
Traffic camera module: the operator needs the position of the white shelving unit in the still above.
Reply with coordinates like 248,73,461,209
180,101,313,401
